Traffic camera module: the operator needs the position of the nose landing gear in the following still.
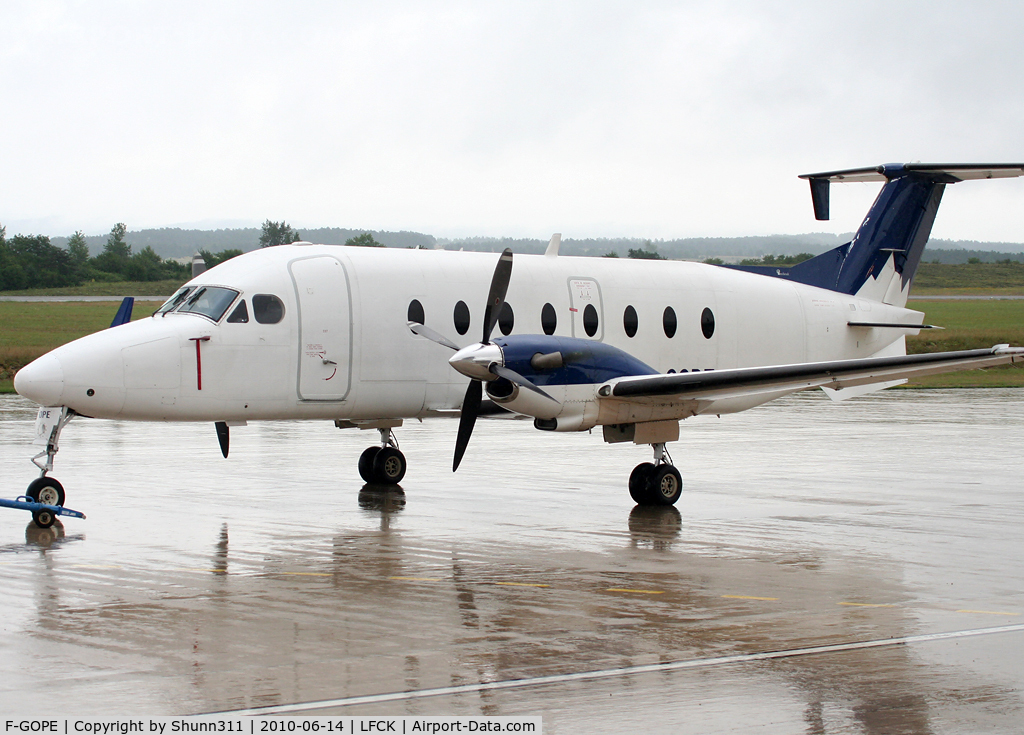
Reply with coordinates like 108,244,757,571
628,443,682,506
4,406,85,529
358,427,407,485
28,406,74,505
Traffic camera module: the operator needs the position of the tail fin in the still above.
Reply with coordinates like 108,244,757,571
729,163,1024,307
109,296,134,327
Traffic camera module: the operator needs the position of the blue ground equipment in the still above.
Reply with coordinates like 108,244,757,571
0,495,85,529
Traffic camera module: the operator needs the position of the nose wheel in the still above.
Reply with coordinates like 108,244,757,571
628,443,682,506
358,428,407,485
27,476,65,507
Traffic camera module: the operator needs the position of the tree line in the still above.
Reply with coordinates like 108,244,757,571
0,222,191,290
0,220,387,291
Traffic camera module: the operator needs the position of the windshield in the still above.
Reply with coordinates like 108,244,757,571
157,287,195,314
175,286,240,322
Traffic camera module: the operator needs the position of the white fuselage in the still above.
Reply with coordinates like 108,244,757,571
20,244,922,424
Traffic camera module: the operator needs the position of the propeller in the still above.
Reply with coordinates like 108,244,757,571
451,248,513,471
408,248,556,470
408,322,460,351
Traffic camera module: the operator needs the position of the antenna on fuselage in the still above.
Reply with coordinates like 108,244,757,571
545,233,561,257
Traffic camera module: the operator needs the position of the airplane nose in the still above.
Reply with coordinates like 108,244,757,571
14,353,65,406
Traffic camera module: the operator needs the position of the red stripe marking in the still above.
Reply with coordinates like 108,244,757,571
190,337,211,390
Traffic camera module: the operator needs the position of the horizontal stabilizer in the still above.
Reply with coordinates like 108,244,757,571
801,162,1024,183
799,163,1024,220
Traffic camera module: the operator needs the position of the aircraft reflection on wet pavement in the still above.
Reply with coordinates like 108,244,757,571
1,389,1023,731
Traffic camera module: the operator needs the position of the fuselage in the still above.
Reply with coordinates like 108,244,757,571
15,244,922,424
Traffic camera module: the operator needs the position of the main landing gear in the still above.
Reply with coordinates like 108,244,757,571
628,442,683,506
358,428,408,485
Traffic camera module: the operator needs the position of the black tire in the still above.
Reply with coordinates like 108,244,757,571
649,465,683,506
358,446,381,483
628,462,656,504
373,447,407,485
27,476,65,507
32,508,56,529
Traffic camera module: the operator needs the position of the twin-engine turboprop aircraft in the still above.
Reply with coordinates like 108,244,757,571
13,163,1024,511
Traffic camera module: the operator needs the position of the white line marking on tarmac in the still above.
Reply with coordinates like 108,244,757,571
207,623,1024,717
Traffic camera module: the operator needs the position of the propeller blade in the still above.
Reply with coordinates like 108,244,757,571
481,249,513,343
490,364,557,402
453,379,482,471
409,322,461,351
215,421,229,458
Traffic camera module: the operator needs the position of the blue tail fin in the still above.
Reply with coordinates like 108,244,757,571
109,296,134,327
728,163,1024,306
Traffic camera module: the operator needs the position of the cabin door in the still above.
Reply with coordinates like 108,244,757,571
567,277,604,340
290,255,352,401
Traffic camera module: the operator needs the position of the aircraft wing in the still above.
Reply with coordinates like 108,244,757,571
602,346,1024,405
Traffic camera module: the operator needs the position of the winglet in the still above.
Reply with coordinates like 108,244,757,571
109,297,134,327
545,233,561,257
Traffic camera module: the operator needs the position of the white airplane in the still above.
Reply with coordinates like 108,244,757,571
13,163,1024,513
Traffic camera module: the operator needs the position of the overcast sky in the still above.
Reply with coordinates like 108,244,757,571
3,1,1024,243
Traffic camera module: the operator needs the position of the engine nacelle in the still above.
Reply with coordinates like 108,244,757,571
484,334,658,432
485,379,601,430
485,378,563,420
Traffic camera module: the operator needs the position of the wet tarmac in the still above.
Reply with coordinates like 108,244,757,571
0,389,1022,733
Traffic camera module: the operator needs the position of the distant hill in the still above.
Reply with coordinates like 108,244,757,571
43,227,1024,263
49,227,436,259
436,233,853,259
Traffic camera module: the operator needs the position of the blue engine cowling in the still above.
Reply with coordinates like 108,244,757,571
484,335,658,430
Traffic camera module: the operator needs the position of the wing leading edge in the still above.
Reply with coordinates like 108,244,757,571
602,346,1024,405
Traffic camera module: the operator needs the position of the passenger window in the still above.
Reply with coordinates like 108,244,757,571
623,305,638,338
253,294,285,324
583,304,599,337
227,300,249,323
498,302,514,335
541,303,557,335
454,301,471,335
701,308,716,339
408,299,425,325
663,307,677,338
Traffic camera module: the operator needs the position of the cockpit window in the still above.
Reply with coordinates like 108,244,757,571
252,294,285,324
176,286,239,322
157,287,195,314
226,300,249,323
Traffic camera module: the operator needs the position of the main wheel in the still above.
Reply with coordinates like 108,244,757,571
649,465,683,506
358,446,382,483
372,447,407,485
27,476,65,507
628,462,656,504
32,508,56,529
